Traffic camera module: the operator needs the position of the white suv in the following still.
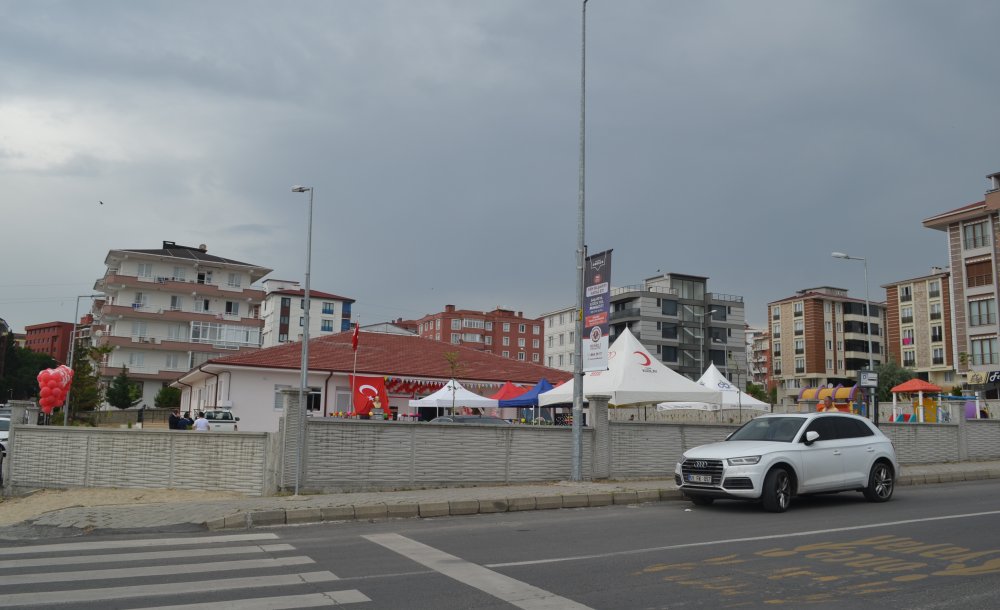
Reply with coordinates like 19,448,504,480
0,416,10,455
675,412,898,512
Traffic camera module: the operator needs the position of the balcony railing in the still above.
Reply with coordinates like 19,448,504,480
795,367,805,374
794,329,803,336
900,316,913,324
900,294,912,302
972,353,999,365
929,290,940,298
970,314,997,326
930,312,942,320
903,359,916,367
610,308,641,321
610,284,677,297
794,348,804,354
932,357,945,365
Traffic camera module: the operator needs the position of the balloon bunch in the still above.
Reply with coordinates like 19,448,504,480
37,365,74,414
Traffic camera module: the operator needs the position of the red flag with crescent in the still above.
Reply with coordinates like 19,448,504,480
352,323,359,351
350,375,388,416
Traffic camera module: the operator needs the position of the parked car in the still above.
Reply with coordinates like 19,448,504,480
429,415,510,425
675,412,898,513
202,409,240,431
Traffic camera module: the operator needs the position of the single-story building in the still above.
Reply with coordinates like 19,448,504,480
172,329,572,432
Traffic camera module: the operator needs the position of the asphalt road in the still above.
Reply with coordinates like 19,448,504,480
3,480,1000,609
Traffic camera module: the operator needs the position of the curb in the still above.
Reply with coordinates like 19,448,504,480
206,489,686,531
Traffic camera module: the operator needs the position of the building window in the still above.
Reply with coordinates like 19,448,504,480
225,301,240,316
502,350,510,358
933,347,945,365
899,285,912,302
971,337,998,365
967,260,993,287
793,320,803,335
129,352,145,368
569,354,574,365
930,302,942,320
172,267,187,281
793,302,803,316
451,333,460,344
548,336,554,348
485,321,493,331
771,305,780,319
464,318,485,329
929,280,941,298
533,353,540,362
502,323,511,332
827,359,833,369
165,354,180,369
970,299,996,326
902,328,915,345
321,319,333,332
931,325,943,343
227,272,242,288
964,221,989,249
137,263,153,278
299,317,304,327
451,319,461,330
322,302,335,315
558,354,564,366
548,356,553,366
519,324,526,333
532,339,539,348
518,338,525,348
485,336,492,345
794,339,804,354
772,323,780,338
559,334,565,346
663,300,678,316
903,350,916,368
533,325,540,334
502,336,510,346
170,295,183,311
900,306,913,324
795,358,805,373
518,352,526,361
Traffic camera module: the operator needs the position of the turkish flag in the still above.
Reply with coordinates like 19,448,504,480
350,375,388,416
352,323,359,351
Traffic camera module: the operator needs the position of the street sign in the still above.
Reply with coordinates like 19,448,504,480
859,370,878,388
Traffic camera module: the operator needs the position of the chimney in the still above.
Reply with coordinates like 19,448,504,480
445,304,455,312
162,240,176,248
930,266,943,275
986,172,1000,209
517,311,523,317
198,244,208,252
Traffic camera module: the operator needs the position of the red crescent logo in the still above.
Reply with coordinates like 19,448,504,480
634,351,651,366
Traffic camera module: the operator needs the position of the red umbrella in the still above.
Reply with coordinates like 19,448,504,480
891,379,942,394
489,381,528,401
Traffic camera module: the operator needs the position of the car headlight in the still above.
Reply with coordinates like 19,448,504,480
727,456,761,466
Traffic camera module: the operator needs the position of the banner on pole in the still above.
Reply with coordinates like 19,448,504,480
583,249,612,372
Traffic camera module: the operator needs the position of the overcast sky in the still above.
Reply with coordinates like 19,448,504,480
3,0,999,333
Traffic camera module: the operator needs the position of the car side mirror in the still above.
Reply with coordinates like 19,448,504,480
804,430,819,445
235,417,240,421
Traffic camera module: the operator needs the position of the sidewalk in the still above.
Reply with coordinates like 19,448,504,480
3,460,1000,539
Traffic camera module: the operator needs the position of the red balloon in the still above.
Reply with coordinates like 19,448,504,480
40,387,52,398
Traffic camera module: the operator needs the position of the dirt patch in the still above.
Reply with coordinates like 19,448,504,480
0,488,245,526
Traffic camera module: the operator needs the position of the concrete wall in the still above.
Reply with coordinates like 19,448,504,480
610,422,738,478
298,418,594,493
5,426,276,496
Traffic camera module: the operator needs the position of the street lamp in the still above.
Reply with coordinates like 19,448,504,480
832,251,876,421
291,185,314,495
571,0,589,482
64,294,103,426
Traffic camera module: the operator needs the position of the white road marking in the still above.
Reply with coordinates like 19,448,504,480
486,509,1000,568
0,543,295,570
0,555,314,586
0,571,339,607
0,533,279,556
137,589,372,609
365,533,592,610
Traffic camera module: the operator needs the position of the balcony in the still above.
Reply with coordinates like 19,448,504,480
100,303,264,328
794,329,803,336
96,273,265,301
794,348,804,355
610,308,641,321
903,359,916,368
900,293,912,302
932,357,945,365
795,367,805,374
900,316,914,324
929,290,940,298
930,312,942,320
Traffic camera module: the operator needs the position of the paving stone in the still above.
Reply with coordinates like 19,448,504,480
561,494,589,508
419,502,450,517
204,517,227,531
588,492,613,507
321,506,356,521
535,496,563,510
354,504,388,520
449,500,479,515
508,497,536,511
478,499,509,513
613,491,638,505
249,510,286,526
387,503,419,519
635,490,661,503
285,508,322,524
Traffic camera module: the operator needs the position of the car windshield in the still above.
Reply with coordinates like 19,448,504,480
0,419,8,431
207,412,233,421
728,416,806,442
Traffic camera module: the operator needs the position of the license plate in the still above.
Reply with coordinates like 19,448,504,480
687,474,712,483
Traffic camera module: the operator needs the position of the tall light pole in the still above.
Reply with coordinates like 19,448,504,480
832,252,875,419
292,185,314,495
64,294,103,426
684,305,718,374
571,0,589,482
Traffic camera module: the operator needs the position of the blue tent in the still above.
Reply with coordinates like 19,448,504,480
498,378,555,408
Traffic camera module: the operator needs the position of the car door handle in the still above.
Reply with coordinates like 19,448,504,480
867,447,875,452
833,450,842,456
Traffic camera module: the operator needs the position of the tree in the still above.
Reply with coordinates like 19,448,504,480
745,381,770,403
0,343,57,402
154,386,181,409
68,353,102,417
875,357,914,402
106,367,141,410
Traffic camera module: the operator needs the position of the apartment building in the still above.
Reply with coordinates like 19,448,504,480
608,273,748,384
23,321,74,364
541,305,577,371
768,286,885,407
93,241,272,406
923,172,1000,395
259,279,354,348
882,269,956,388
749,327,771,390
414,305,543,363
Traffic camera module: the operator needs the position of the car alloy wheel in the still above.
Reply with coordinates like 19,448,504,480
864,461,894,502
762,468,791,513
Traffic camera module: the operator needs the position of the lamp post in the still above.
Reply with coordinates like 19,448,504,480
64,294,103,426
684,305,718,374
292,185,314,495
571,0,589,482
832,251,875,421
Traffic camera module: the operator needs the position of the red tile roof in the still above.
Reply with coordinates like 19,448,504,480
210,330,572,385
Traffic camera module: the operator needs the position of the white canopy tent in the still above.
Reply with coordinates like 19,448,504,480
657,363,770,411
408,379,499,412
538,328,723,407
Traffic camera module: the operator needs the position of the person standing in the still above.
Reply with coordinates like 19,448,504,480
179,411,194,430
192,412,210,432
168,410,180,430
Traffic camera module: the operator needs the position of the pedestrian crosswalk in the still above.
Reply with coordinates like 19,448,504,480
0,532,371,609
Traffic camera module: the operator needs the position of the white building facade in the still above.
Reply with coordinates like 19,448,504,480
541,305,577,372
260,279,354,348
93,241,271,407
